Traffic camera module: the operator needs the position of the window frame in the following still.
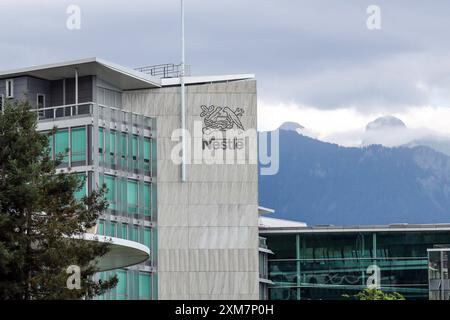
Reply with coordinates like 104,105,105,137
126,179,138,214
71,126,87,164
55,128,69,164
36,93,46,109
5,79,14,98
103,175,117,210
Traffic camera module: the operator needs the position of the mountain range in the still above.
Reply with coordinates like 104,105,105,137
258,119,450,225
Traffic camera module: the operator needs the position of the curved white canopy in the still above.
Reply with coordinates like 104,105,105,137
76,233,150,272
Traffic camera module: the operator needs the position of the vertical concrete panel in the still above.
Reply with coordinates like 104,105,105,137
123,79,259,300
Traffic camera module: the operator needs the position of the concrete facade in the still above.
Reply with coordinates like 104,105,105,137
123,80,259,299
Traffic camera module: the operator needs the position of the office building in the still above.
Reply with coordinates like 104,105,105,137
0,58,259,300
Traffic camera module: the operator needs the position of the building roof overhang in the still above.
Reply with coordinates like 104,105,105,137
0,57,161,90
259,220,450,234
161,74,255,86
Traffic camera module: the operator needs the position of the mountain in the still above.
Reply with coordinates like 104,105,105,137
405,138,450,157
279,122,304,132
259,124,450,225
362,115,450,156
366,116,406,131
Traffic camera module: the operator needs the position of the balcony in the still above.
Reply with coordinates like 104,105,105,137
32,102,154,129
34,102,93,121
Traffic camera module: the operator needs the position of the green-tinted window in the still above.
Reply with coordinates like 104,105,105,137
120,133,127,165
129,225,138,242
132,135,138,160
74,173,86,200
139,273,151,300
116,270,127,299
152,185,157,218
143,138,150,171
134,226,139,242
99,128,104,162
104,175,116,210
118,178,126,213
121,223,127,240
151,139,157,173
71,127,86,162
109,222,117,237
127,180,138,214
97,220,105,235
47,132,54,159
144,228,151,248
144,183,151,216
55,129,69,163
109,130,116,165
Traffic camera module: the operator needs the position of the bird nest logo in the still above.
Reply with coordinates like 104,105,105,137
200,105,245,135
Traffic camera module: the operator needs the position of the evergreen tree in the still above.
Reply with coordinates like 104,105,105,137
0,100,117,299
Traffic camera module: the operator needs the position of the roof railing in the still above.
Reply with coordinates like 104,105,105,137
134,63,191,78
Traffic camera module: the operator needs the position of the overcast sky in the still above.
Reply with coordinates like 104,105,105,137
2,0,450,145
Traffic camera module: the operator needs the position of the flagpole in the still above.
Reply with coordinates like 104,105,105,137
181,0,187,182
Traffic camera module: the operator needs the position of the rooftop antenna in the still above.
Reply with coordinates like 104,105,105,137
180,0,187,182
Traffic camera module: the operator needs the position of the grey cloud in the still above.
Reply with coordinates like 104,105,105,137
1,0,450,113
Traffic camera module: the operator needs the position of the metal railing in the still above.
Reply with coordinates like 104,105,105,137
134,63,191,78
31,103,153,130
32,103,93,121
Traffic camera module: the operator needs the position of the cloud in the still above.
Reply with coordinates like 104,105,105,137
1,0,450,117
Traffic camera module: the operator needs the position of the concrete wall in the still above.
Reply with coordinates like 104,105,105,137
122,79,259,300
0,77,29,105
0,76,93,108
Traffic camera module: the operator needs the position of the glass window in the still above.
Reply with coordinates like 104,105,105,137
121,223,127,240
55,129,69,163
99,128,104,162
139,273,151,300
37,94,45,109
144,228,151,248
144,183,151,217
103,175,116,210
143,138,150,171
129,225,138,242
74,173,86,200
71,127,86,163
116,270,127,300
97,220,105,235
132,135,138,160
120,133,127,163
109,222,117,237
266,234,296,260
5,79,14,98
127,180,138,214
151,138,157,173
109,130,116,165
134,226,139,242
46,131,54,159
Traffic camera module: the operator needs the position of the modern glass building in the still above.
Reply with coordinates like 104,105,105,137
428,247,450,300
0,65,159,299
0,58,260,300
260,219,450,300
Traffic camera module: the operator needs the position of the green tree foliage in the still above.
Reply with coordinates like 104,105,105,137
344,288,406,300
0,100,117,299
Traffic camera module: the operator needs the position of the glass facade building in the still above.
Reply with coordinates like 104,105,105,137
0,66,160,300
259,236,274,300
261,225,450,300
41,103,158,300
428,247,450,300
